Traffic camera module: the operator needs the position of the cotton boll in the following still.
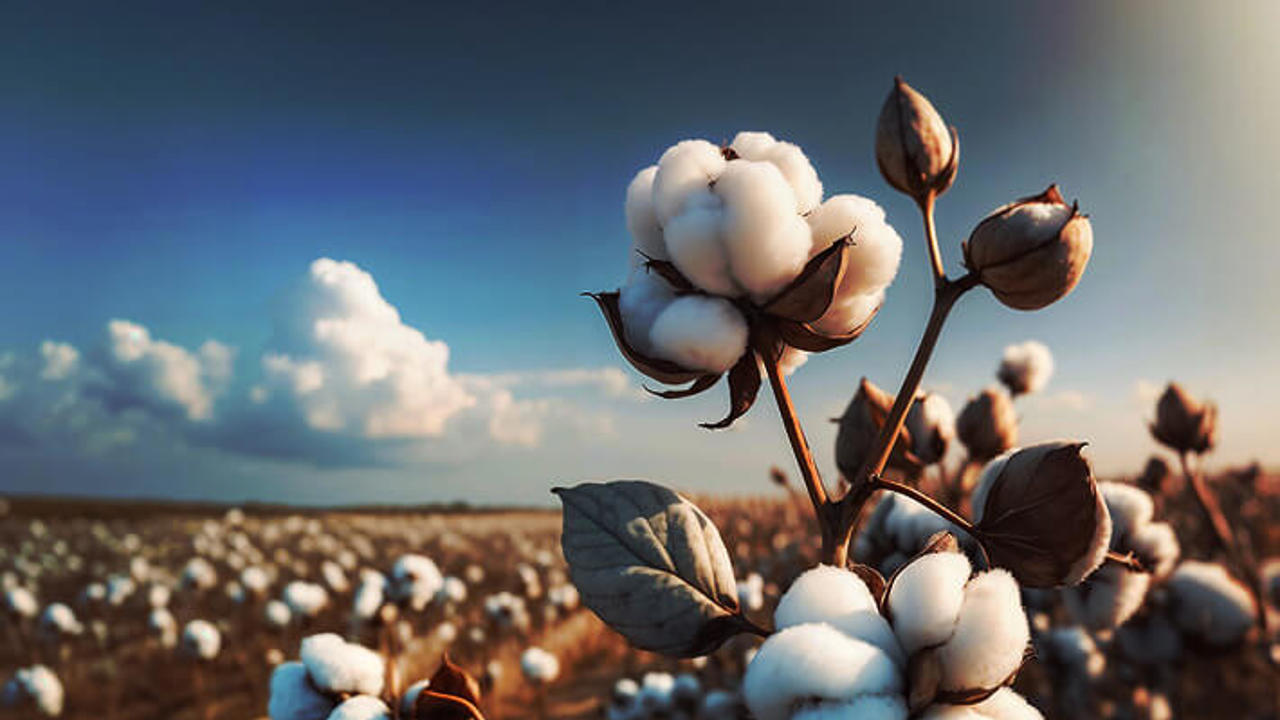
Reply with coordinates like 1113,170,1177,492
390,555,443,612
808,195,903,296
4,587,37,619
626,166,668,261
40,603,83,637
284,581,329,618
266,599,294,628
1063,564,1150,632
793,695,909,720
148,608,178,648
638,672,676,713
936,570,1029,692
716,160,811,300
652,140,728,224
1166,560,1256,646
1128,522,1180,579
520,647,560,684
352,579,385,621
300,633,384,696
241,566,271,596
775,565,902,664
2,665,64,717
663,189,738,296
672,673,701,710
1098,482,1154,547
729,131,778,161
778,346,808,376
729,132,823,213
996,342,1054,397
906,393,956,465
617,268,678,355
925,688,1043,720
327,695,392,720
649,295,748,374
886,495,960,557
887,552,971,654
742,623,902,720
180,619,221,660
1043,627,1104,678
269,662,337,720
812,289,884,337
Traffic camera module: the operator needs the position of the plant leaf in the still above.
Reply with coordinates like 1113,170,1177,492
700,351,761,430
553,480,746,657
762,237,850,322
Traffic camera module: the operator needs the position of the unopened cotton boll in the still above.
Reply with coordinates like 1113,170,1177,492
299,633,384,696
996,342,1054,397
792,695,908,720
625,165,667,261
2,665,64,717
887,552,971,655
180,619,221,660
648,295,748,374
936,570,1029,692
775,565,903,665
520,647,560,684
1166,560,1256,646
743,623,902,720
652,139,728,225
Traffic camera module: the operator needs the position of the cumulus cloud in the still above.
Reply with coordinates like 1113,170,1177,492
93,320,234,421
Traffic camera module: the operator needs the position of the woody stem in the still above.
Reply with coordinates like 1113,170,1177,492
919,192,947,290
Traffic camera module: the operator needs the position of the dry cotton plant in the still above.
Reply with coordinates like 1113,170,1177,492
556,77,1138,718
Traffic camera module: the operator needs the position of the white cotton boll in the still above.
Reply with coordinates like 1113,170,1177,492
812,290,884,337
793,695,909,720
322,562,349,594
778,346,809,376
936,570,1029,693
652,139,728,224
997,342,1054,396
1115,612,1182,666
775,565,902,664
887,552,971,655
729,132,822,214
808,195,903,296
40,603,82,637
1098,482,1154,547
284,581,329,618
743,623,902,720
1166,560,1256,646
923,688,1043,720
2,665,64,717
181,557,218,591
300,633,385,696
648,295,748,374
672,673,701,707
147,583,171,609
1128,522,1180,579
520,647,560,684
638,672,675,713
663,189,738,296
400,679,430,717
106,575,134,606
1044,627,1104,678
149,608,177,647
269,661,336,720
729,131,778,160
180,619,221,660
4,587,37,618
617,268,677,356
1064,564,1150,632
626,166,668,261
716,160,810,300
390,555,443,612
241,566,271,596
886,495,960,556
266,599,294,628
326,695,392,720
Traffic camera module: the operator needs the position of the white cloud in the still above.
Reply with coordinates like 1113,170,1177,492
98,320,233,421
39,341,79,381
1036,390,1093,412
468,367,643,399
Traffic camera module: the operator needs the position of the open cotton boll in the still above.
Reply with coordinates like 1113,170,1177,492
886,494,960,557
638,672,676,713
300,633,384,696
936,570,1029,692
663,189,738,297
1166,560,1256,646
997,342,1054,396
1098,482,1154,547
649,295,749,373
266,599,293,628
812,290,884,337
352,579,385,621
808,195,903,296
2,665,64,717
652,140,727,224
40,603,82,636
1063,564,1150,632
148,608,177,647
241,566,271,596
792,695,909,720
180,619,221,660
390,554,443,611
520,647,560,683
1128,522,1180,579
716,160,811,300
1042,627,1104,678
743,623,902,720
625,166,667,261
284,581,329,618
775,565,902,664
729,132,823,214
327,695,392,720
617,269,677,356
887,552,971,655
269,661,337,720
922,688,1043,720
4,587,37,618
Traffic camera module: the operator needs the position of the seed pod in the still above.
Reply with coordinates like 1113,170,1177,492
1149,382,1217,455
834,378,920,480
955,387,1018,462
904,391,955,466
971,442,1112,588
875,76,959,203
964,185,1093,311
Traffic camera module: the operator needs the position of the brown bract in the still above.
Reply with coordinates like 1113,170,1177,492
413,655,486,720
1150,382,1217,455
956,388,1018,462
875,76,960,203
588,238,878,429
963,185,1092,311
973,442,1112,588
834,378,922,480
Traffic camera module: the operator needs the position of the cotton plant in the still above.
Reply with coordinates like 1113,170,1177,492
559,77,1110,720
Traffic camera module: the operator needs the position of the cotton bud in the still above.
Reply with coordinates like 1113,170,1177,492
964,185,1092,311
1149,383,1217,455
955,387,1018,463
875,77,958,203
971,442,1112,587
905,391,955,466
835,378,920,480
996,341,1053,397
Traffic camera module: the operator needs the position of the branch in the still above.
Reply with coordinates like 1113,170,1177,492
762,353,835,557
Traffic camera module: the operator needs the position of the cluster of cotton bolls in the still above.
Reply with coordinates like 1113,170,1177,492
617,132,902,374
268,633,391,720
853,494,970,577
740,556,1039,720
605,671,742,720
2,665,65,717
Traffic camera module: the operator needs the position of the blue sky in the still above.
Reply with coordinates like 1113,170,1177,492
1,1,1277,505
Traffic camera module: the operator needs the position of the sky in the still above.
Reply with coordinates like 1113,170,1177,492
0,1,1277,506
